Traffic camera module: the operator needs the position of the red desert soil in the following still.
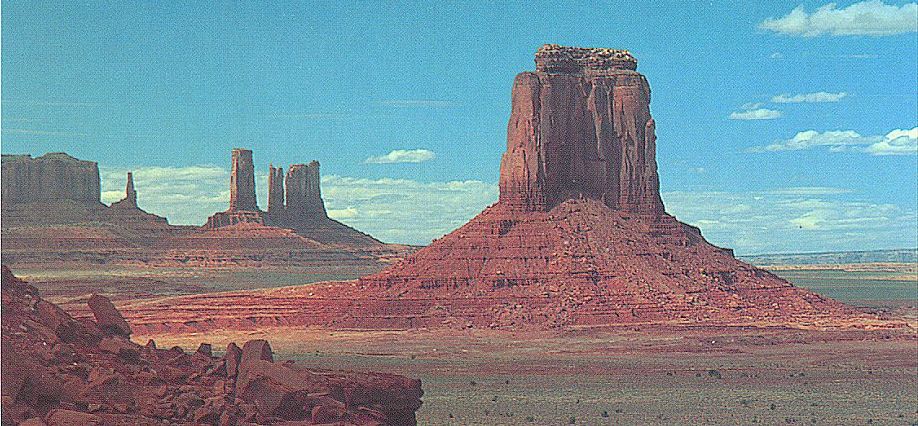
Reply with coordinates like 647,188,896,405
1,267,423,425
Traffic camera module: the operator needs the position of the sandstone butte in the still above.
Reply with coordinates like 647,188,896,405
346,45,866,328
103,45,893,335
0,266,423,425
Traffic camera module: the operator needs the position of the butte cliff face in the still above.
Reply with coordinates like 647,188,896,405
344,45,861,329
1,153,101,205
499,45,663,215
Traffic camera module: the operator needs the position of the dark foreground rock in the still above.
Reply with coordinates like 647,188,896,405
0,266,423,425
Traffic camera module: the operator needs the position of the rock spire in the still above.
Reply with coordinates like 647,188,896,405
229,148,258,211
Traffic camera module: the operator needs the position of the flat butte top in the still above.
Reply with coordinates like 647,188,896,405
535,44,638,73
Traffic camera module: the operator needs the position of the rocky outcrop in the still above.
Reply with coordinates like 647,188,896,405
0,266,423,425
109,172,139,209
205,148,268,228
229,148,258,212
499,44,663,215
1,153,102,206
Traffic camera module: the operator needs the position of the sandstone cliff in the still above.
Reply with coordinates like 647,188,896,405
2,153,102,206
229,148,258,212
499,44,663,215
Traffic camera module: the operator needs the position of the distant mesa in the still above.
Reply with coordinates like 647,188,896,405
1,153,168,227
1,152,101,205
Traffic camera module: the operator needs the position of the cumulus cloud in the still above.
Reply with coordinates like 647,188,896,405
760,1,918,36
771,91,848,103
729,108,783,120
321,176,497,244
663,188,917,254
748,127,918,155
364,149,436,164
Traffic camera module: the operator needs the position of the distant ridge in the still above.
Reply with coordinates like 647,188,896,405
740,248,918,266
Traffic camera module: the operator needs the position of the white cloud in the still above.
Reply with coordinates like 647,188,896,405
321,176,498,244
729,108,783,120
364,149,436,164
663,189,917,254
771,91,848,103
760,1,918,36
766,187,852,196
749,127,918,155
867,128,918,155
100,165,231,225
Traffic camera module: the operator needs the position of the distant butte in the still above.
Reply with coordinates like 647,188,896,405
202,148,385,248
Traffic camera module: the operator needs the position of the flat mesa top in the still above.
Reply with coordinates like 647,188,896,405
535,44,637,73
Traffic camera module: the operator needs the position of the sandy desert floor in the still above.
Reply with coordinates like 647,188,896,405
137,326,917,425
10,262,917,425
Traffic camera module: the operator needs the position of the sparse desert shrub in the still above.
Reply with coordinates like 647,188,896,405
708,369,722,379
525,416,535,422
601,410,609,418
568,415,577,424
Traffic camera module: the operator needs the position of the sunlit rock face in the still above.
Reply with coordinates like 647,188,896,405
499,44,663,215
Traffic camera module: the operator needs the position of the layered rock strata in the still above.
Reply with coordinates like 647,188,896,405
499,44,663,215
0,266,423,425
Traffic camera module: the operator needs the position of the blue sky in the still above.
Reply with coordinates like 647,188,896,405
3,1,917,254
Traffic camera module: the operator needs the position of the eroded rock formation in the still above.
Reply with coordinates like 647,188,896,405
267,165,285,214
0,266,423,425
330,44,863,329
229,148,258,212
283,161,327,218
204,150,381,249
499,44,663,214
1,153,102,205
